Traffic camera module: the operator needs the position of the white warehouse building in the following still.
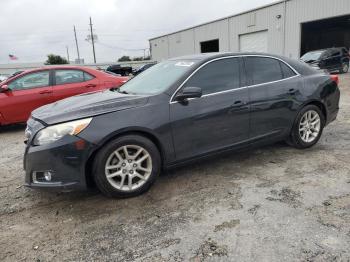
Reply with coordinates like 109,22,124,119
149,0,350,62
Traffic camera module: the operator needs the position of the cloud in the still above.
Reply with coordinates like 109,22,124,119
0,0,278,63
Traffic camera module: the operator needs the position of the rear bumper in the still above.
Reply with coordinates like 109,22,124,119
327,108,339,125
24,135,95,191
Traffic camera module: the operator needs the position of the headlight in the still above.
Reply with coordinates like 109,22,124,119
33,118,92,146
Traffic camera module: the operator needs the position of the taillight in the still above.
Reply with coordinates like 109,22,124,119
330,75,339,85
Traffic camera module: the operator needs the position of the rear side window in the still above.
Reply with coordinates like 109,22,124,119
184,58,240,95
84,72,94,81
341,48,348,56
280,62,296,78
245,57,283,85
55,70,94,85
331,49,341,56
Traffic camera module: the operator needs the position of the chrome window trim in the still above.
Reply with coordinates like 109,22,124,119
170,55,301,104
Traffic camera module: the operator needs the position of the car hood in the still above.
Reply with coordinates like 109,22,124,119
31,89,149,125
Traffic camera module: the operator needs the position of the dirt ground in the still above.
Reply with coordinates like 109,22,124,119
1,74,350,262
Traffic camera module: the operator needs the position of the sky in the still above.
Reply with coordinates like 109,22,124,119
0,0,278,64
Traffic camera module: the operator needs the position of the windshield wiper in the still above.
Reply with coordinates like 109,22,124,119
114,88,129,94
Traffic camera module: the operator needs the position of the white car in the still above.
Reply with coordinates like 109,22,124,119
0,75,8,82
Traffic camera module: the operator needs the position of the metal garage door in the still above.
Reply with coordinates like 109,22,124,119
239,31,268,53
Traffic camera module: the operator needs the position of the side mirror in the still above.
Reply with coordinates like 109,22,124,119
0,85,9,92
175,86,202,101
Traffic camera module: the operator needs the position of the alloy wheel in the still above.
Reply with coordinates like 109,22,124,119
105,145,152,191
343,63,349,73
299,110,321,143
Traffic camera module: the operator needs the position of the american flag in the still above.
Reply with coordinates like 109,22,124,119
9,54,18,60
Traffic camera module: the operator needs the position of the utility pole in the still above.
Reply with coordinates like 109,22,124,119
66,46,70,63
73,25,80,63
89,17,97,63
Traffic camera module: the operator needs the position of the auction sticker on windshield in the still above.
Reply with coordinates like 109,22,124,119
175,61,195,67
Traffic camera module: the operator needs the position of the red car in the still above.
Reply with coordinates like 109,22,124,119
0,66,128,125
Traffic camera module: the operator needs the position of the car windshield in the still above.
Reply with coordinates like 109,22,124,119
118,60,196,95
301,51,324,62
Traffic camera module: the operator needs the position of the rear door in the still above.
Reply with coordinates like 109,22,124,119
52,69,100,101
0,70,52,123
320,50,333,70
329,49,342,70
170,57,250,161
245,56,302,141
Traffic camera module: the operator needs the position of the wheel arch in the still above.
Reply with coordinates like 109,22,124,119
302,100,327,123
84,128,165,188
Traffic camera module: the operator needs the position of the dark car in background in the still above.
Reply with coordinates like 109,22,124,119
301,47,349,73
24,53,340,198
133,63,156,76
106,64,133,76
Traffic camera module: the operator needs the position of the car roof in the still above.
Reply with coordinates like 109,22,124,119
20,65,96,74
169,52,317,76
305,47,348,53
169,52,292,61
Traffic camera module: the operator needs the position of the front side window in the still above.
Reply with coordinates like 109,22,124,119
8,71,50,91
245,57,283,85
183,58,240,95
55,70,92,85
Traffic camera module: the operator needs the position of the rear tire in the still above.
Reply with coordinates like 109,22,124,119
340,62,349,74
288,105,325,149
92,135,161,198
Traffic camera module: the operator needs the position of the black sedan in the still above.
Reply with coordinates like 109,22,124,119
24,53,340,198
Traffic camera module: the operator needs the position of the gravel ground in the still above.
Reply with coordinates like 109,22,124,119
1,74,349,262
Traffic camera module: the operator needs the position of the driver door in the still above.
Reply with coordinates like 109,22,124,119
169,57,250,161
0,70,53,123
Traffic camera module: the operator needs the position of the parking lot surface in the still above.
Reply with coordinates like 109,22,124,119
1,74,350,261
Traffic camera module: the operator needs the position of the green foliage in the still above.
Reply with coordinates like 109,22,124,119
45,54,68,65
118,56,131,62
118,55,151,62
132,56,151,61
132,57,144,61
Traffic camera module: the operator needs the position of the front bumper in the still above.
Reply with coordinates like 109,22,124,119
24,135,95,191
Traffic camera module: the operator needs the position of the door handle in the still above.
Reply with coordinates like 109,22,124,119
85,84,97,88
288,88,297,95
231,100,246,108
39,90,52,94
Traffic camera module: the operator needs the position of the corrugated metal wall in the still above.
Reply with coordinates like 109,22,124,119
229,3,284,53
150,0,350,61
168,29,195,58
285,0,350,58
193,19,230,53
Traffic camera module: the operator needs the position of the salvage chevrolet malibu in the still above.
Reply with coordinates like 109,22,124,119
24,53,340,198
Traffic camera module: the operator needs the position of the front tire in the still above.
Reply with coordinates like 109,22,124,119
93,135,161,198
288,105,325,149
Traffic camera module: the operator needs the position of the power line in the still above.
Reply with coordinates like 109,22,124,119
96,42,148,51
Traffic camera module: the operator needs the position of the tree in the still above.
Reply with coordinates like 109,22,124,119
118,56,131,62
132,56,151,61
132,56,144,61
45,54,68,65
